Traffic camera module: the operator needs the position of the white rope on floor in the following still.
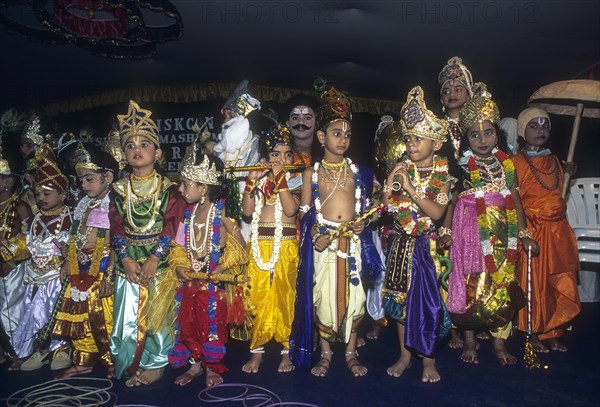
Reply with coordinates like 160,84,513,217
5,377,114,407
198,383,320,407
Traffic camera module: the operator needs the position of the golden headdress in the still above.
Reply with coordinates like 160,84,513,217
222,80,261,118
262,123,294,157
180,141,222,185
458,83,500,134
438,56,474,96
317,87,352,130
117,100,160,147
400,86,449,142
33,144,68,193
103,128,127,170
74,142,98,172
21,113,45,146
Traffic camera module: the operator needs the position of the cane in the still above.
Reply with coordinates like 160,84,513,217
524,245,543,369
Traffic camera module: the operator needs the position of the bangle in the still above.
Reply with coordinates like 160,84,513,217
299,204,310,213
435,192,449,205
438,226,452,238
518,228,532,239
244,178,257,194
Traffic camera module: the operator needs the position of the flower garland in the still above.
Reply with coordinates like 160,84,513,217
250,175,288,275
392,155,449,237
467,148,518,274
67,194,111,300
312,158,362,286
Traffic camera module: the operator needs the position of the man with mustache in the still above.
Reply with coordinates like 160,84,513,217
285,95,318,171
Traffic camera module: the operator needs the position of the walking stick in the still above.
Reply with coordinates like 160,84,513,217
524,246,543,369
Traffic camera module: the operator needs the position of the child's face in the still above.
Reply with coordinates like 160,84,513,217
123,135,161,169
77,168,112,199
402,134,440,164
318,120,351,157
287,105,315,141
468,120,497,157
523,117,550,150
0,175,15,194
34,188,65,212
178,177,206,204
20,139,36,159
268,144,294,165
441,83,469,110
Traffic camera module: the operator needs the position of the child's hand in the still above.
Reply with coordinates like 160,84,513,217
248,159,269,181
438,235,453,250
176,266,192,283
270,160,285,178
122,258,142,284
140,255,159,285
522,237,540,256
562,160,578,176
350,220,365,235
99,279,114,298
387,163,411,192
314,234,332,252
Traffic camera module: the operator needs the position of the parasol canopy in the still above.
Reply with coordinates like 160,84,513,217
527,79,600,196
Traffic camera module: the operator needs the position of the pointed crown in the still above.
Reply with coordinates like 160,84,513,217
317,87,352,130
458,83,500,133
21,114,45,146
438,56,474,96
117,100,160,147
400,86,449,142
74,142,98,171
180,141,222,185
222,80,261,118
33,144,68,193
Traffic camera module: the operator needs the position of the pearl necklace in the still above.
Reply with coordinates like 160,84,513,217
189,202,215,272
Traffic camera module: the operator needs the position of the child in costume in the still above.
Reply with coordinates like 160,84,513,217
381,86,453,383
446,86,538,366
291,87,382,378
241,123,299,374
168,145,250,387
10,144,73,371
0,144,32,365
109,100,186,387
513,107,580,353
52,142,119,379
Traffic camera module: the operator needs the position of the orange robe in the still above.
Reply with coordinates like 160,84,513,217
513,152,580,340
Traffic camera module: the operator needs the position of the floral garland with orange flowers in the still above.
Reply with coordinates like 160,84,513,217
391,155,449,237
466,149,518,274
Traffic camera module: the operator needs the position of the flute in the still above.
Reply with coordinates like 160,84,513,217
224,164,306,173
328,204,385,241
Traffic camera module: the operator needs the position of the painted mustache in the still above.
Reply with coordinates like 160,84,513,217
292,124,312,131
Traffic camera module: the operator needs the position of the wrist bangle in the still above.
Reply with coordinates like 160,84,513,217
438,226,452,238
411,189,426,201
518,228,532,239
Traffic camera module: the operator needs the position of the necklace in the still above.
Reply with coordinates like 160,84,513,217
185,199,223,276
321,159,348,189
523,152,560,191
0,192,17,207
312,158,362,286
124,174,162,233
189,202,215,262
40,205,65,217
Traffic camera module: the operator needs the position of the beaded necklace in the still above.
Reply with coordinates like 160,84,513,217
184,198,223,280
390,155,448,237
466,149,517,274
124,172,163,233
522,151,560,191
312,158,362,286
188,202,215,272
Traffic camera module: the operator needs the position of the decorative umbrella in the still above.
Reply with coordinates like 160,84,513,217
528,79,600,197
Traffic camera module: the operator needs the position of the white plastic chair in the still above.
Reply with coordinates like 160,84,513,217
566,178,600,302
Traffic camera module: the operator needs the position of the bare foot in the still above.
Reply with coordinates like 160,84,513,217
311,352,332,377
55,365,93,379
422,358,441,383
242,353,263,374
135,367,164,386
477,331,491,340
345,355,367,377
530,336,550,353
386,356,411,377
356,336,366,348
125,370,141,387
493,339,517,366
448,328,463,349
278,352,295,373
460,341,479,364
366,325,382,340
8,359,23,371
175,363,203,386
206,367,223,387
107,366,116,379
545,338,568,352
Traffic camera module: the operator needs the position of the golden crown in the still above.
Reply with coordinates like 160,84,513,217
21,114,45,146
117,100,160,147
74,142,98,172
438,56,474,96
459,83,500,133
317,87,352,130
400,86,449,142
180,142,222,185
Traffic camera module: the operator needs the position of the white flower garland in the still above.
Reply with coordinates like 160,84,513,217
312,158,361,283
250,173,289,272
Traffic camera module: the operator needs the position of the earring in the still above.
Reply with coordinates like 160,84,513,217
200,194,206,205
442,105,446,113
